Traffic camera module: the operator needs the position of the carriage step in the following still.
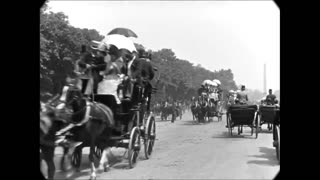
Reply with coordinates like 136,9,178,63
110,136,125,140
116,112,130,116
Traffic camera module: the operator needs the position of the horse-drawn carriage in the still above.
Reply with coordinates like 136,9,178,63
160,101,181,123
258,105,280,161
207,100,224,122
226,104,259,138
42,73,158,179
192,91,224,123
258,104,279,131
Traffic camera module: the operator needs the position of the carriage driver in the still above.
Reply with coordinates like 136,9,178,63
75,41,108,95
236,85,249,105
198,80,210,97
265,89,278,105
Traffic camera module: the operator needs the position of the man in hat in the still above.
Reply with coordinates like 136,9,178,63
74,45,94,94
77,42,108,94
265,89,278,105
236,85,249,105
198,81,209,97
127,51,155,104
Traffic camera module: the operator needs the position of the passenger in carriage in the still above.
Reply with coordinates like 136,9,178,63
265,89,278,105
75,45,93,94
97,45,127,105
75,42,108,95
227,90,236,105
198,81,209,97
126,48,155,104
212,79,222,101
236,85,249,105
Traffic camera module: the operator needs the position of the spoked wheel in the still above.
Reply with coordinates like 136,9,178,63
128,127,141,168
94,146,103,159
255,114,260,139
144,115,156,159
71,147,82,169
218,113,222,122
275,125,280,161
227,114,233,136
171,113,175,123
251,125,254,136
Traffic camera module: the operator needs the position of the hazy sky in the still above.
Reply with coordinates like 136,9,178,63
46,0,280,92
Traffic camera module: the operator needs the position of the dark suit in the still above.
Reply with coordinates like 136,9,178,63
128,57,155,106
78,53,106,94
198,86,208,97
236,91,248,104
130,57,155,82
266,94,277,105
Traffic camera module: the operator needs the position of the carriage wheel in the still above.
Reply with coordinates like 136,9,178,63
171,113,175,123
275,125,280,161
128,127,141,168
71,147,82,169
255,115,260,139
251,125,254,136
144,116,156,159
227,114,233,136
95,146,103,159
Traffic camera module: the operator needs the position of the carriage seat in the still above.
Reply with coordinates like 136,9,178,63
229,104,258,111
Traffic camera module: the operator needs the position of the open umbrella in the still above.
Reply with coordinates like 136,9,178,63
209,81,218,87
212,79,221,85
103,34,137,53
107,27,138,38
202,79,212,86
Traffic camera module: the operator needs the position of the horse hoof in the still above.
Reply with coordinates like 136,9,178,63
66,171,74,178
104,165,110,172
89,176,97,180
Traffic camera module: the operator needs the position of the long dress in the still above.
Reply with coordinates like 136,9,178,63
97,59,125,104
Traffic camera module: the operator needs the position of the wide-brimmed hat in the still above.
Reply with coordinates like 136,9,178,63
90,40,108,52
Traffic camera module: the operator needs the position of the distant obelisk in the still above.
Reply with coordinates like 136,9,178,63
263,63,267,94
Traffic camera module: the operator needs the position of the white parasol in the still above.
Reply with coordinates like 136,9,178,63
103,34,137,53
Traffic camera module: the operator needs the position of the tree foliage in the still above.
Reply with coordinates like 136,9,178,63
150,48,238,102
40,2,238,102
40,1,104,95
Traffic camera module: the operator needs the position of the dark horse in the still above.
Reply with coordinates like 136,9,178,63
54,85,115,180
40,98,70,180
197,94,210,123
173,102,182,120
161,102,176,123
190,97,201,122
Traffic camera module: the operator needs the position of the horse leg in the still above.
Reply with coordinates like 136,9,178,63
60,146,68,172
98,147,112,173
89,140,97,180
42,147,55,180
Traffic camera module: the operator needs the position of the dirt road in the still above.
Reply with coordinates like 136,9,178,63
43,110,279,179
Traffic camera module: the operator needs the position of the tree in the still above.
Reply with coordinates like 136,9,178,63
40,3,105,95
